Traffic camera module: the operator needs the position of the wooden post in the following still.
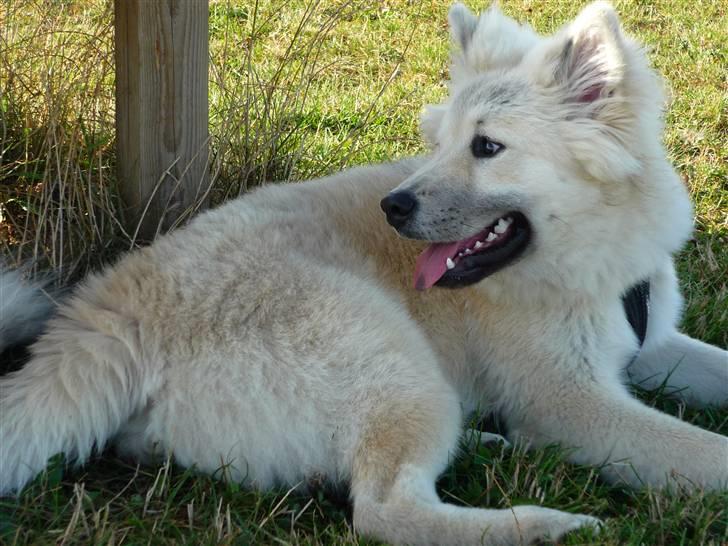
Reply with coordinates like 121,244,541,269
114,0,209,241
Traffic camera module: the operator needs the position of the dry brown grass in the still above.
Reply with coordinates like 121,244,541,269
1,0,413,280
1,1,119,281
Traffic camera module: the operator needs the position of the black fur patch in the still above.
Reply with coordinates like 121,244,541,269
622,280,650,346
0,343,32,375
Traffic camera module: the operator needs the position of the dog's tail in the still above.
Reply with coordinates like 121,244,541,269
0,267,57,354
0,267,148,495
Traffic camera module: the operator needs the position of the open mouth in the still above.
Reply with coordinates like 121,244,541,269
413,212,532,290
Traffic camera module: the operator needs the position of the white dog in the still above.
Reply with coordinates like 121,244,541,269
1,3,726,544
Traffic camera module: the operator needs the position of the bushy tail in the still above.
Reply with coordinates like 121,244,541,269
0,267,57,353
0,271,148,495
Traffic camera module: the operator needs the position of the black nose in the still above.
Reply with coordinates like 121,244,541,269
380,191,417,229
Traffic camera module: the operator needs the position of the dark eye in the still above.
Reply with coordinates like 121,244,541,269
470,135,504,158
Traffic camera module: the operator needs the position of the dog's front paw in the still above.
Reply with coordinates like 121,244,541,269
509,506,601,544
465,427,512,448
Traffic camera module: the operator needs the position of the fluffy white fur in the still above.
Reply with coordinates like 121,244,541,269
1,3,727,545
0,267,56,351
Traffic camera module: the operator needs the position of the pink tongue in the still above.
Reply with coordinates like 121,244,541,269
413,242,461,291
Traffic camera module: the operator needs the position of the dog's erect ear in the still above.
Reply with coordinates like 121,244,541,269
449,3,479,52
555,2,626,104
449,3,540,81
530,2,627,107
525,2,644,181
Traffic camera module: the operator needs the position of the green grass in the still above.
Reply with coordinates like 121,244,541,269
1,0,727,544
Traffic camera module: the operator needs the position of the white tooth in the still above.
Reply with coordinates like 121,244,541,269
446,257,455,270
474,241,484,249
494,218,508,234
504,216,513,225
465,248,472,254
486,232,498,242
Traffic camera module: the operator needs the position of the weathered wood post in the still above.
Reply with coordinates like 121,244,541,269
114,0,209,241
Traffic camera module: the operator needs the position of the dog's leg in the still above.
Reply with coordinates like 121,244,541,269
630,332,728,406
627,263,728,406
506,373,728,490
351,396,599,545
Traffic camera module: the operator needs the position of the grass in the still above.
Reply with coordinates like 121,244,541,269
1,0,726,544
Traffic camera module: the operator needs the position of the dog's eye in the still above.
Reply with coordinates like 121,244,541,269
471,135,504,158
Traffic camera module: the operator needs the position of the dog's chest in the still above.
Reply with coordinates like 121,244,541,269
431,299,639,410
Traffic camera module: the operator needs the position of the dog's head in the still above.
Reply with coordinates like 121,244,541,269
381,2,693,298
